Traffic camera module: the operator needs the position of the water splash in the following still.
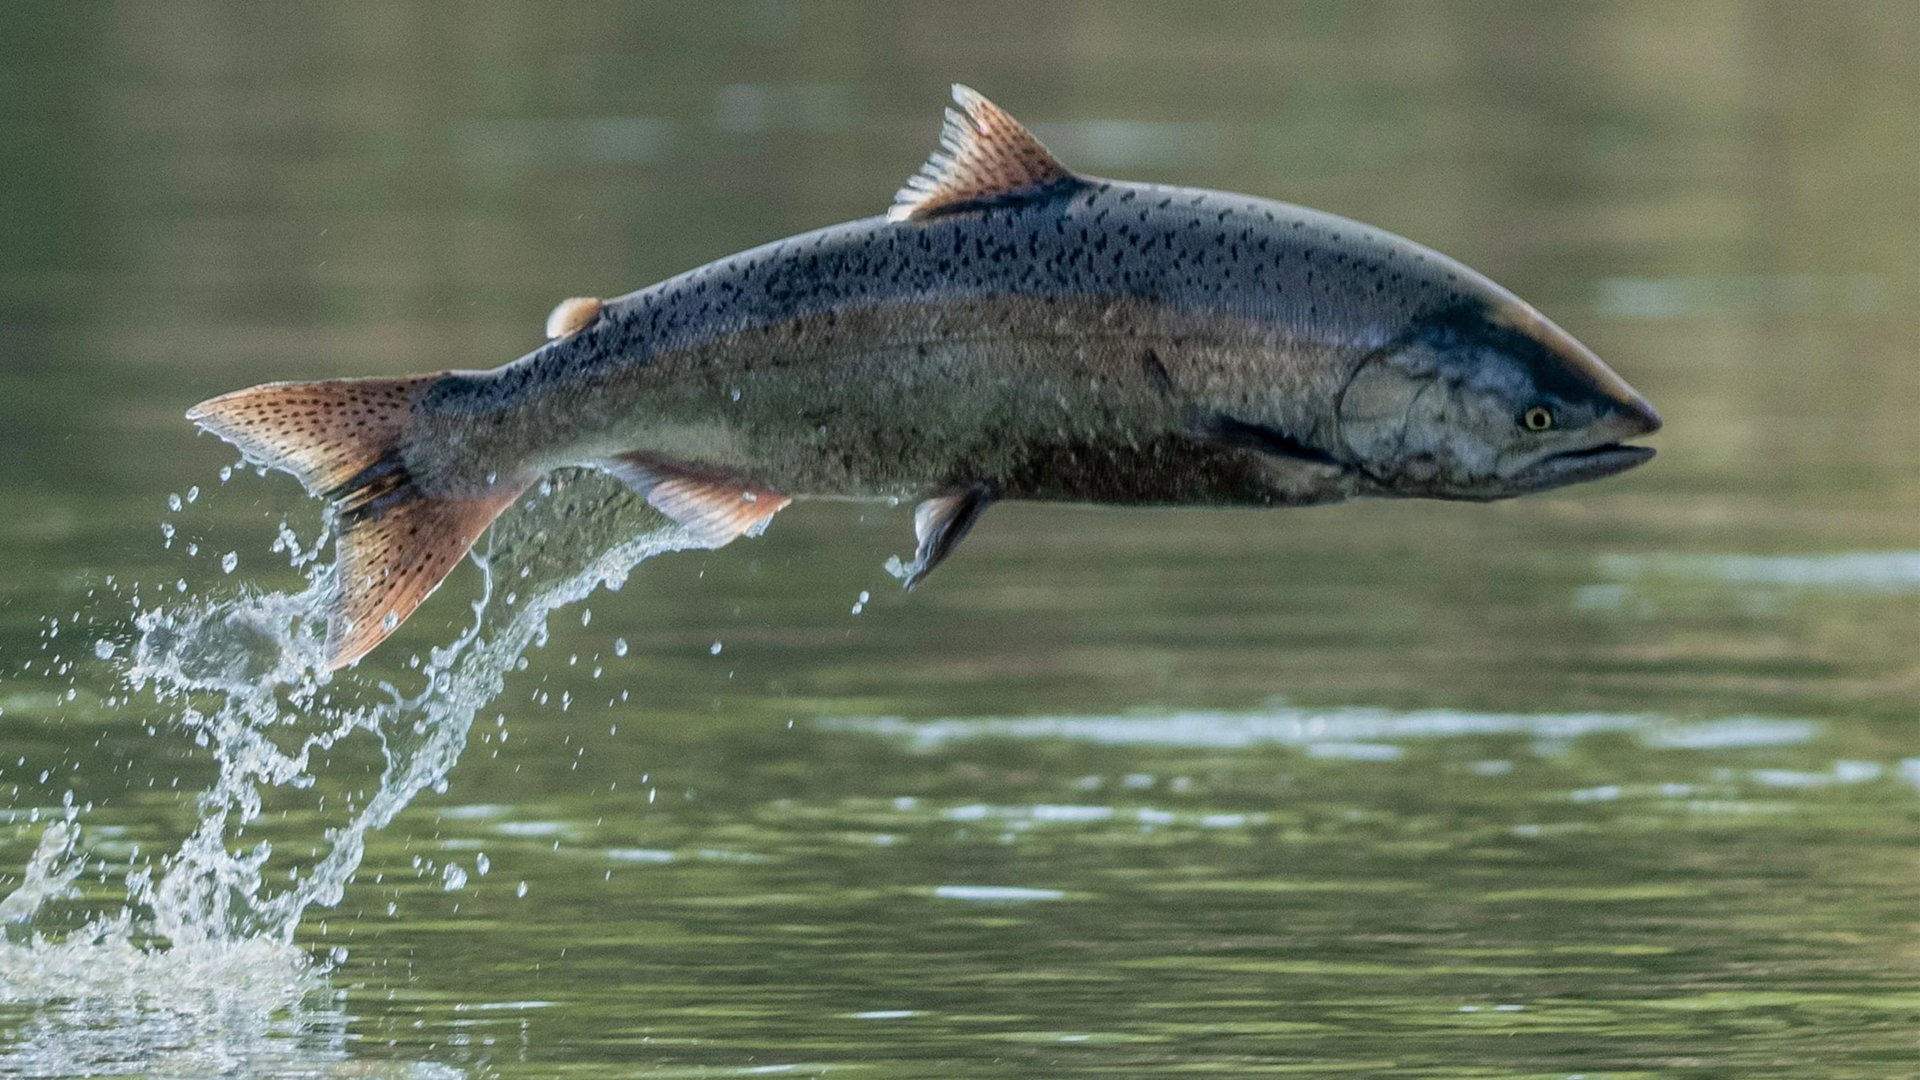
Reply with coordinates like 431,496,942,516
0,820,82,927
127,484,700,943
0,471,702,1069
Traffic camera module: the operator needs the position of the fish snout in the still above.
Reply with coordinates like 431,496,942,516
1493,299,1660,441
1614,388,1662,439
1576,361,1661,448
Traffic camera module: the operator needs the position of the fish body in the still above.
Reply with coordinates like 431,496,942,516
190,87,1660,668
422,196,1387,507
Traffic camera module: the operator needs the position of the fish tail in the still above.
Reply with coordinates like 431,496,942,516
187,376,526,670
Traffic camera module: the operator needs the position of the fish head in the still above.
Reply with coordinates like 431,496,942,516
1335,301,1660,500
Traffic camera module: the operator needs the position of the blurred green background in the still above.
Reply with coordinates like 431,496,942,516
1,2,1916,1077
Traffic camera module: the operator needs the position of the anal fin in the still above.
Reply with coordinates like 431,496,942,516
895,484,997,590
601,453,790,548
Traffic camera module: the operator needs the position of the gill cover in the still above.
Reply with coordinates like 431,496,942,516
1337,303,1660,497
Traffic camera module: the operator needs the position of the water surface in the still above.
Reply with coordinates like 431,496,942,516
1,2,1917,1077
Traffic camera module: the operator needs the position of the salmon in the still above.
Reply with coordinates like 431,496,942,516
188,86,1661,669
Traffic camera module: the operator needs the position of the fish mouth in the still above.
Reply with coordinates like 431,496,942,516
1505,442,1656,495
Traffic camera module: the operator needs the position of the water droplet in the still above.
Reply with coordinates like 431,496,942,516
185,542,198,557
613,638,628,657
516,881,529,898
221,551,238,574
186,486,200,503
580,608,592,627
218,465,232,482
709,641,723,655
93,639,116,660
730,388,742,402
441,863,468,891
166,493,182,512
475,853,490,876
382,611,400,631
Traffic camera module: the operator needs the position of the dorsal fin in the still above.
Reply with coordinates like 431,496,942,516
887,85,1075,222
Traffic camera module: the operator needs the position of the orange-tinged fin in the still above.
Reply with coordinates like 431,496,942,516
327,475,523,669
601,453,789,548
186,377,431,496
545,296,603,340
888,85,1075,222
187,376,529,669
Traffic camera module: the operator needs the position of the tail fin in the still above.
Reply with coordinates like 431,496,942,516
187,377,525,670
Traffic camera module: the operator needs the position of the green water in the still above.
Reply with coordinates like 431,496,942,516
2,2,1917,1076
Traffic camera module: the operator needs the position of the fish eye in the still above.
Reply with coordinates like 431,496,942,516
1521,406,1555,432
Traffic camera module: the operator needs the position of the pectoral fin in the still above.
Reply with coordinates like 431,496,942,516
1198,412,1342,468
601,453,789,548
895,484,997,590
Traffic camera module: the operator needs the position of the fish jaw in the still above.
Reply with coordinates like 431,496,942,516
1486,443,1657,499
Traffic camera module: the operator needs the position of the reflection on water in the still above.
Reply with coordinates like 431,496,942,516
1595,273,1889,321
1599,551,1920,592
821,705,1828,752
2,1,1917,1076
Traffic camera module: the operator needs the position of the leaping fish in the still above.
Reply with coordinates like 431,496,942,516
188,86,1661,669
